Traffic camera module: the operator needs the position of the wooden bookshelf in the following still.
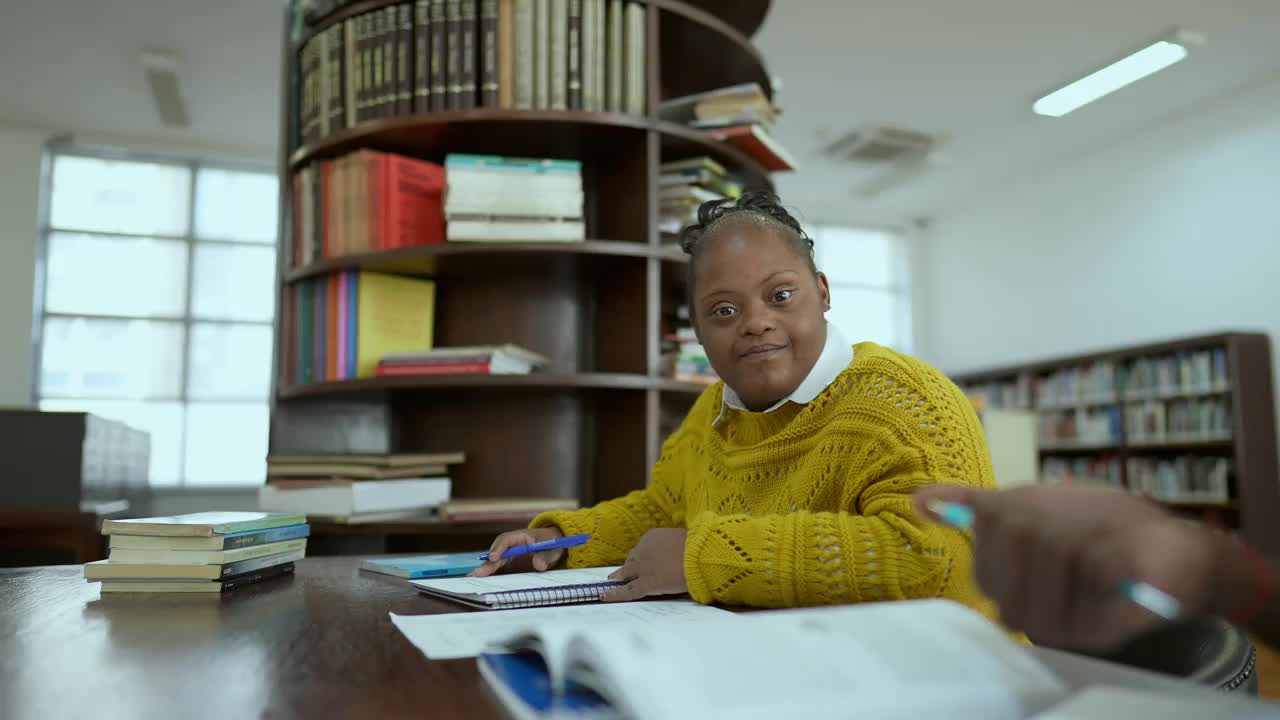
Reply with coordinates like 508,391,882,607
952,332,1280,556
270,2,775,519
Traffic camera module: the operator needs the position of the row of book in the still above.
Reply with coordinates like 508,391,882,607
1039,407,1120,448
297,0,646,147
657,82,796,173
963,376,1033,412
1128,455,1231,503
658,156,740,235
282,271,436,385
444,154,585,241
84,512,307,593
293,150,446,267
1040,455,1122,488
1119,349,1229,400
260,452,460,518
661,304,716,386
1035,362,1116,408
1125,397,1232,444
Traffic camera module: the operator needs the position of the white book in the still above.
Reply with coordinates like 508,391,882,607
381,344,550,372
580,0,596,111
477,599,1248,720
533,0,549,109
623,0,643,114
446,219,585,242
258,477,452,516
548,0,567,109
444,191,584,218
605,0,622,111
446,168,582,192
513,0,535,109
106,539,308,566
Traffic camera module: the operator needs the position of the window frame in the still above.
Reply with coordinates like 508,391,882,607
32,142,278,487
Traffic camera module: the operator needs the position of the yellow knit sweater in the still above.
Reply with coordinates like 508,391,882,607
533,342,999,616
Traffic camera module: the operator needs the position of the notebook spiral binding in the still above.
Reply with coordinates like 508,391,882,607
481,581,626,609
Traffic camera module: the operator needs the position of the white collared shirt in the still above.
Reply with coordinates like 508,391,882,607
714,322,854,425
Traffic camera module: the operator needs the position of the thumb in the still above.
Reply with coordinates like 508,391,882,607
913,483,984,523
531,552,550,571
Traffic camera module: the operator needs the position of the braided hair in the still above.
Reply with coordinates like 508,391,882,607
679,190,817,300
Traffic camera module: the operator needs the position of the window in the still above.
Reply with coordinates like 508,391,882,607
35,148,278,487
810,225,913,352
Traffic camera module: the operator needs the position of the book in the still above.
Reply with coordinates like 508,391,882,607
430,0,448,110
513,0,534,108
107,539,309,565
658,82,773,128
705,124,798,172
85,548,305,581
396,3,413,115
108,523,312,551
378,344,550,374
267,452,466,467
413,0,431,110
460,0,478,108
477,599,1070,718
446,0,463,108
566,0,582,109
659,155,727,177
548,0,567,109
605,0,621,111
480,0,500,107
411,566,623,609
580,0,597,110
102,512,307,538
533,0,549,108
359,553,484,579
266,463,447,480
383,6,398,116
623,0,643,114
99,563,295,593
497,0,514,108
438,496,579,523
446,218,585,242
259,476,452,516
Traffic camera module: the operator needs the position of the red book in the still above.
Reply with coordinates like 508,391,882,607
326,274,340,380
705,124,798,172
320,160,333,258
291,174,303,267
384,154,446,249
375,361,492,376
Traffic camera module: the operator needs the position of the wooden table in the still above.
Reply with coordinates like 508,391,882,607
307,519,524,556
0,557,507,719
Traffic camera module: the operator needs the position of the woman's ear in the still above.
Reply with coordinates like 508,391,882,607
815,271,832,312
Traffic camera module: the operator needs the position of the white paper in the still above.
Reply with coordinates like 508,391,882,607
389,600,733,659
410,566,620,596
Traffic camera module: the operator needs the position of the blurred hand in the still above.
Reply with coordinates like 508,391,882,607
602,528,689,602
469,526,565,577
914,483,1217,651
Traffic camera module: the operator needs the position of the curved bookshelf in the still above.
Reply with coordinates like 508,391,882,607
285,240,688,283
299,0,772,99
280,373,708,399
288,110,772,190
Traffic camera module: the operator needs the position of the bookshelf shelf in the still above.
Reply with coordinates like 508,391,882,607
288,110,773,189
280,372,707,399
284,240,688,283
954,332,1278,556
675,0,770,38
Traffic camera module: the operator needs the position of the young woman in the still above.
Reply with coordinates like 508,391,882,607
474,191,998,615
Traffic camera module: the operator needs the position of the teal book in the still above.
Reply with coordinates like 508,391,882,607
108,523,311,551
359,553,484,579
102,512,308,538
445,153,581,175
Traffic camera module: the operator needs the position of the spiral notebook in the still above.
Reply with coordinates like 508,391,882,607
411,567,624,610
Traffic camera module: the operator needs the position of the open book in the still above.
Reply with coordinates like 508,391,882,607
478,599,1243,720
412,567,623,610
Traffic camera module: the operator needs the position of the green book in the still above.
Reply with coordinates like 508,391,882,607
102,512,307,538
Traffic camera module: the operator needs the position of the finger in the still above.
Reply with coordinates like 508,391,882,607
601,580,647,603
485,531,536,562
531,550,560,572
913,484,985,524
608,561,639,582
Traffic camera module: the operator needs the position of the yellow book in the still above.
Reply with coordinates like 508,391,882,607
356,271,436,377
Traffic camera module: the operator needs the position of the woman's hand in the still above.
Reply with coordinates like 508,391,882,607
601,528,689,602
914,483,1218,651
469,526,565,577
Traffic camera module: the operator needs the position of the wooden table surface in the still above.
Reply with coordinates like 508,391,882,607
0,557,508,720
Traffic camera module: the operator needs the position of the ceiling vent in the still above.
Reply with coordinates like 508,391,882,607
141,50,191,128
822,125,936,164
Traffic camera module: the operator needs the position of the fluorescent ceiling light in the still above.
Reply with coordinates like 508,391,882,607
1034,35,1195,117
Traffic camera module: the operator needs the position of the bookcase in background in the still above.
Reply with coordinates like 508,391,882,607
953,332,1280,557
271,0,776,533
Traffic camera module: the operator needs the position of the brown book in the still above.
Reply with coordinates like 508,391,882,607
479,0,499,107
267,463,448,480
446,0,462,109
383,7,397,116
438,497,580,523
566,0,582,109
361,13,376,120
623,0,643,114
397,4,413,115
429,0,448,110
367,12,381,118
413,0,431,111
461,0,478,109
497,0,514,108
328,25,345,132
344,18,358,126
606,0,621,112
353,15,365,122
298,40,309,144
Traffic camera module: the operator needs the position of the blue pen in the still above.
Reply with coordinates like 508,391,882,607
926,499,1184,621
480,533,591,561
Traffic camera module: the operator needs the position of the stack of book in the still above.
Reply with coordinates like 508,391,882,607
662,306,716,386
282,271,436,385
657,157,741,235
1039,455,1122,488
1127,455,1231,503
260,452,462,520
376,344,549,377
1120,349,1229,399
659,82,796,172
292,150,446,268
444,154,584,241
296,0,647,147
85,512,308,593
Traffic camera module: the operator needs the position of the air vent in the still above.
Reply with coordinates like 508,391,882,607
141,50,191,128
823,125,935,164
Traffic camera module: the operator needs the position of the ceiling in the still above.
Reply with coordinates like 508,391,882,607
1,0,1277,225
756,0,1280,227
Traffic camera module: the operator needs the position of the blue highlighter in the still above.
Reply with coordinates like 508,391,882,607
926,499,1184,621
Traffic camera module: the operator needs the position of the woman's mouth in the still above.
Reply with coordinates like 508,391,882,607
739,344,788,361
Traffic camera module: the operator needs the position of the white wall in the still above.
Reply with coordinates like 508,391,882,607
920,74,1280,405
0,126,46,406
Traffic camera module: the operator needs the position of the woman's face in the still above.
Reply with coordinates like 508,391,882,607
692,225,830,411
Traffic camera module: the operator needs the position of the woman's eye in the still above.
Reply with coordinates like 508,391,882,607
712,306,737,318
772,290,794,303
